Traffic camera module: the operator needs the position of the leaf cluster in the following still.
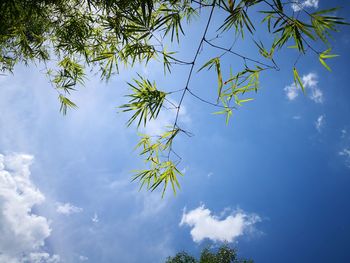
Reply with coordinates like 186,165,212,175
261,3,347,68
216,66,261,124
132,128,183,197
120,75,167,127
219,0,262,37
198,56,261,125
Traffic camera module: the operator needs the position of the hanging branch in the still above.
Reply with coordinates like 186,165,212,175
167,0,217,160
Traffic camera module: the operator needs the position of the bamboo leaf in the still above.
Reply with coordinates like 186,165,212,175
197,57,218,72
319,49,338,71
293,67,305,92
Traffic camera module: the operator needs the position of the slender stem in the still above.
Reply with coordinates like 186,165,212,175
187,89,236,109
168,1,217,160
204,39,278,69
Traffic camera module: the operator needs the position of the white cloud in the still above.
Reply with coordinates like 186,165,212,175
92,212,99,223
292,0,319,12
56,202,83,215
292,115,302,120
79,255,89,261
284,73,323,103
0,65,175,263
180,205,261,243
309,86,323,103
0,253,60,263
341,129,347,138
339,148,350,168
339,148,350,157
24,253,60,263
285,84,299,101
0,153,59,262
315,115,325,132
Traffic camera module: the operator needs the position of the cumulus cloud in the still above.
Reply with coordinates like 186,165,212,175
284,73,323,103
0,153,59,262
315,115,325,132
56,202,83,215
180,205,261,243
292,0,319,12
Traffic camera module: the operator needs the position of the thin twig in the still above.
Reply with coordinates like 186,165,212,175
168,0,217,160
204,38,277,69
187,88,236,109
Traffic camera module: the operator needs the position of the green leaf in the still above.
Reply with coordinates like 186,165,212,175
198,57,223,100
59,94,77,115
133,160,183,198
197,57,218,72
237,98,254,104
213,107,232,126
310,8,349,43
215,58,223,100
319,49,338,71
293,67,305,92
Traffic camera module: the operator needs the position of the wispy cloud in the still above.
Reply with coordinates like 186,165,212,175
284,83,299,101
339,148,350,168
91,212,99,223
180,205,261,243
139,99,190,135
0,153,59,262
79,255,89,261
284,72,324,103
338,128,350,167
315,115,325,132
24,253,60,263
292,0,319,12
107,177,169,218
341,129,347,138
56,202,83,215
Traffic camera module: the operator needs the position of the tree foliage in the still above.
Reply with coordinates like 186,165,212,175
165,245,253,263
0,0,347,196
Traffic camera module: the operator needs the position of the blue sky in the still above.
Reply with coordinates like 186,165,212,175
1,1,350,262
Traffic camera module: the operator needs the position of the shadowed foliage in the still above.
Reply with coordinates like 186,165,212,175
165,245,253,263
